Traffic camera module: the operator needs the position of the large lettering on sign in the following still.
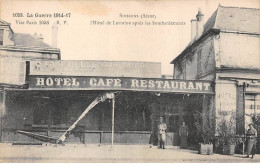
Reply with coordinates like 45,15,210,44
29,76,213,94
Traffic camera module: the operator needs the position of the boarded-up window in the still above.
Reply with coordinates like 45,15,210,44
197,49,202,74
0,29,4,45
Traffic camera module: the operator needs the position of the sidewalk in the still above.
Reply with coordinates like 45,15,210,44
0,143,259,163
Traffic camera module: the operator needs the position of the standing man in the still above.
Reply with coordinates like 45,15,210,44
179,121,188,149
245,124,257,159
157,116,167,149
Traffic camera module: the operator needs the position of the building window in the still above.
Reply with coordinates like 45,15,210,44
245,94,260,133
127,105,151,131
0,29,4,45
197,49,202,75
182,59,186,79
175,62,182,79
187,52,195,63
175,59,186,79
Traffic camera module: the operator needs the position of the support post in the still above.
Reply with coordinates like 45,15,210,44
100,131,103,144
47,107,52,136
111,97,115,147
242,82,246,155
242,82,246,134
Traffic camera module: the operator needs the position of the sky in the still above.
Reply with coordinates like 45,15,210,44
1,0,259,75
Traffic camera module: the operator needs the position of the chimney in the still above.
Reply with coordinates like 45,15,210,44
33,33,37,38
52,23,58,48
196,8,204,40
191,19,196,40
38,34,43,42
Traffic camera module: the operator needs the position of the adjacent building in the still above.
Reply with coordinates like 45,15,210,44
0,19,60,86
171,6,260,136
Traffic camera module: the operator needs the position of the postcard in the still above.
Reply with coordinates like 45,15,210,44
0,0,259,163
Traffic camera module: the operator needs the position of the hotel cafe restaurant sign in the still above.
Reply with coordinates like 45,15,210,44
28,60,213,94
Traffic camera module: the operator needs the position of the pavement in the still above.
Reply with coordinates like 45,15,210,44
0,143,259,163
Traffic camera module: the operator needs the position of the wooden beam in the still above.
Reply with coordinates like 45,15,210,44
111,97,115,147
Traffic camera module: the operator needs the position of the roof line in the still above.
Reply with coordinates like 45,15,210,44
216,67,260,72
0,19,14,34
219,5,260,10
0,46,60,54
0,19,11,25
29,59,162,64
219,30,260,35
170,29,220,64
213,5,221,30
218,76,260,81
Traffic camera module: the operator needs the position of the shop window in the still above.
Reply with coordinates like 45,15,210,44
143,107,152,131
33,107,49,125
124,104,151,131
0,29,4,45
32,101,63,127
52,108,63,125
168,114,180,132
128,107,144,131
